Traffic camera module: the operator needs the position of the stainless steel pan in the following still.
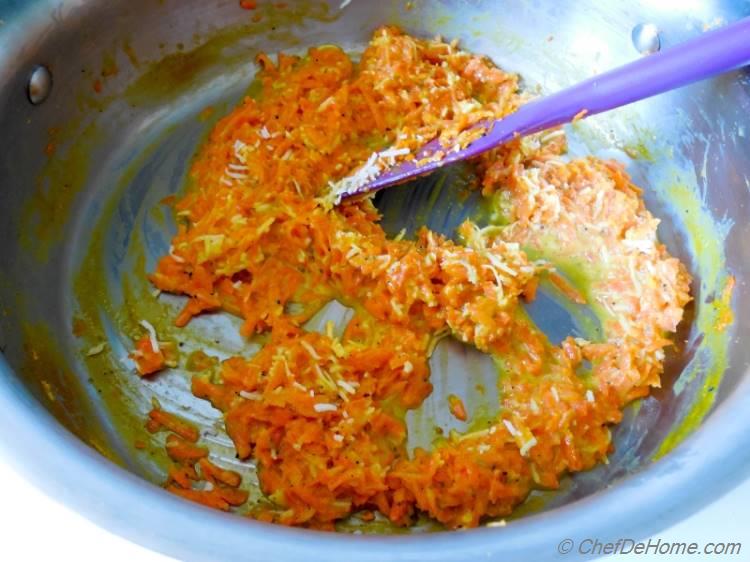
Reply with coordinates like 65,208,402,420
0,1,748,560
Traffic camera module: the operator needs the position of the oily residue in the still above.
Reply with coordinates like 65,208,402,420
19,322,118,462
616,124,658,162
124,29,256,105
238,0,338,32
124,1,337,106
19,123,100,262
388,0,454,31
570,118,664,164
654,179,735,459
73,203,151,448
714,276,735,333
71,149,178,467
101,52,120,79
123,39,140,68
72,228,182,481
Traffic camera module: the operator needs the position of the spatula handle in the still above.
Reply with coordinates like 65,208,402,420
354,17,750,198
486,16,750,143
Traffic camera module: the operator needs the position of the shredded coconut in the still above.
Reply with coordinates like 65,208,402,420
519,437,538,457
314,403,338,413
86,342,107,357
502,419,520,437
138,320,160,353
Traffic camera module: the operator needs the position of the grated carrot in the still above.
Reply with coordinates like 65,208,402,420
143,27,692,529
146,406,201,443
448,394,468,422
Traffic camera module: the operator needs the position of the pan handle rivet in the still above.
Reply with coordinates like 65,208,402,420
28,65,53,105
631,23,661,55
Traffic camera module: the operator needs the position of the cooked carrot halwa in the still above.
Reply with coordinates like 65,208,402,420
142,27,691,529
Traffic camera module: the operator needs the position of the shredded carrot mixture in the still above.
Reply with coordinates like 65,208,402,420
130,327,177,376
146,404,201,443
148,402,250,511
447,394,468,422
130,334,166,376
166,450,250,512
146,27,691,529
715,275,735,332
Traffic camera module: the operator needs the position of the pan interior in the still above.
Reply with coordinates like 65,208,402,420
0,0,745,533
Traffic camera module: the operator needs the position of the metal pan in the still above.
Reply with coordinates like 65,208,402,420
0,1,748,560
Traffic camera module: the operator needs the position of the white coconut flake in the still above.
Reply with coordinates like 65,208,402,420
586,389,595,403
314,403,338,413
449,258,478,284
529,398,540,414
234,139,248,162
333,433,345,442
623,238,655,253
378,147,410,160
502,419,520,437
239,390,262,401
300,340,321,360
259,126,272,139
317,96,336,112
550,386,560,402
328,145,412,203
337,380,358,395
291,178,303,197
482,264,505,291
86,342,107,357
138,320,160,353
169,245,185,263
520,437,538,457
345,245,362,260
487,252,518,277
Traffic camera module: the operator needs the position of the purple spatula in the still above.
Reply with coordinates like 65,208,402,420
337,17,750,201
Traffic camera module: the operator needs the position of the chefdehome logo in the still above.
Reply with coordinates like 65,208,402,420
557,537,742,556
